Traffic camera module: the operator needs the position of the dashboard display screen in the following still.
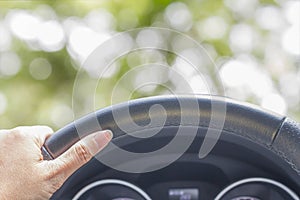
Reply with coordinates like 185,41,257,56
169,188,199,200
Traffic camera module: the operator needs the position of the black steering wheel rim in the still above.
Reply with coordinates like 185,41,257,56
42,95,300,185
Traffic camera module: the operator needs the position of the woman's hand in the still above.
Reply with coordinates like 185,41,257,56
0,126,112,200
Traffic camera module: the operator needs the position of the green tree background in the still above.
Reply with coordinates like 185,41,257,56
0,0,299,130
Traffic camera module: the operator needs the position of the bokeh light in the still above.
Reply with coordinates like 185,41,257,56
29,58,52,80
198,16,228,40
255,6,284,31
261,93,287,115
0,52,21,77
164,2,193,32
37,20,65,52
229,24,255,53
7,10,41,41
224,0,258,18
0,22,11,52
68,25,111,63
0,0,299,129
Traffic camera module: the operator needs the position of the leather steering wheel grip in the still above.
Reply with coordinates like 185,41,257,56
273,118,300,175
41,95,300,176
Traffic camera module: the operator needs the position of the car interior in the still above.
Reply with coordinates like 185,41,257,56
44,95,300,200
0,1,299,200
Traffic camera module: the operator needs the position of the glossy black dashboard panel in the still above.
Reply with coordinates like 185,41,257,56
52,126,300,199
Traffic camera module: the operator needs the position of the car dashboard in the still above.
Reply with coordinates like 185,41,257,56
52,128,300,200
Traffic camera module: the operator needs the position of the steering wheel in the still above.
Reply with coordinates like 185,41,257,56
41,95,300,198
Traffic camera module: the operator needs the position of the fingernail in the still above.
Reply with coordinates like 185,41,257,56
94,130,113,145
103,130,113,141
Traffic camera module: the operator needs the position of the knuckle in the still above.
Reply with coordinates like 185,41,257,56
74,143,92,163
10,128,25,139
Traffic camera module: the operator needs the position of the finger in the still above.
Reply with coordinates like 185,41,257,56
32,126,54,145
47,130,112,179
34,126,54,147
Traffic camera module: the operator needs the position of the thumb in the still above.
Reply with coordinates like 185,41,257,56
46,130,113,180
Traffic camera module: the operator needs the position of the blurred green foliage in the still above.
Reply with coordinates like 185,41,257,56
0,0,299,129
